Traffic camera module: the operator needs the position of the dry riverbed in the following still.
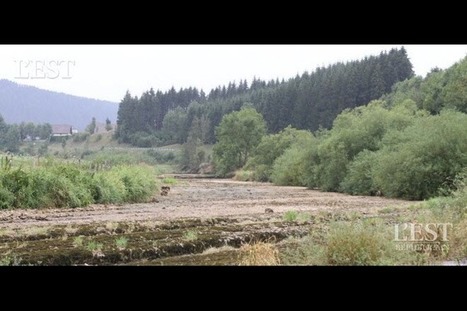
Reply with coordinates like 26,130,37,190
0,178,416,265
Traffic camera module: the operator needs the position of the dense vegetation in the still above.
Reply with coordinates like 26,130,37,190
213,107,266,176
234,55,467,200
116,48,413,147
0,155,158,209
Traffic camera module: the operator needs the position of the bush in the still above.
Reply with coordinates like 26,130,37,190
246,126,314,182
340,150,378,195
271,146,308,186
372,110,467,200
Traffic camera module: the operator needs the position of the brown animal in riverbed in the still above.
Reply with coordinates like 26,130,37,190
161,186,171,196
265,208,274,214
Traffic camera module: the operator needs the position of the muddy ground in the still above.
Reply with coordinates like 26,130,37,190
0,178,416,265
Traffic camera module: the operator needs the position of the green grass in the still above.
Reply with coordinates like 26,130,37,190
73,236,84,248
86,241,103,252
115,236,129,249
283,211,298,222
283,211,311,223
162,177,178,185
0,156,159,209
183,230,198,242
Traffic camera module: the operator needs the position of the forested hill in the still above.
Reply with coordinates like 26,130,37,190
0,79,119,130
116,47,414,147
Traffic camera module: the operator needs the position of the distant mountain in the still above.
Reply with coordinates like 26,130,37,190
0,79,119,130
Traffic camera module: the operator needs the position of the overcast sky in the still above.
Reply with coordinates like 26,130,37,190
0,45,466,103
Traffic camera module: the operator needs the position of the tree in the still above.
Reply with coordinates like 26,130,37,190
115,48,414,147
179,115,212,172
0,115,19,152
3,125,21,153
105,118,112,131
85,117,96,134
213,107,266,176
161,107,188,144
246,126,313,181
0,114,7,137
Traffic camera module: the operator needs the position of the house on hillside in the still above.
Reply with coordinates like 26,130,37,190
51,124,73,137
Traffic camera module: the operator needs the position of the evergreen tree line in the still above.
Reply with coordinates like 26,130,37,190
116,48,414,147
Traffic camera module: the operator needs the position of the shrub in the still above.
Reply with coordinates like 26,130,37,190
340,150,378,195
372,110,467,200
246,126,314,182
271,146,308,186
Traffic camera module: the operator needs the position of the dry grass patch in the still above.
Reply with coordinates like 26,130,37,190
238,241,280,266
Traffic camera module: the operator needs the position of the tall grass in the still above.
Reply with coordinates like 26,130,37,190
0,155,159,209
